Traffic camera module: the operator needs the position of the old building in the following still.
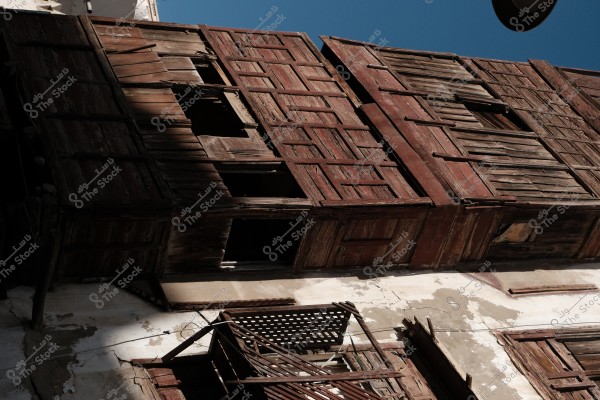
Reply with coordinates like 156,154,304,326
0,10,599,400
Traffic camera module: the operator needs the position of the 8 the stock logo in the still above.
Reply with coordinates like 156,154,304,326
492,0,559,32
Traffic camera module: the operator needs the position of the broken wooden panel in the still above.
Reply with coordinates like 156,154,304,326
560,66,600,107
203,27,426,205
467,58,600,198
376,47,497,132
322,37,495,205
342,342,438,399
93,21,211,86
217,303,423,399
488,209,597,261
499,329,600,399
324,37,596,205
161,56,203,83
530,61,600,134
138,303,475,399
92,23,229,206
94,26,172,84
403,317,479,400
140,27,209,55
198,135,275,160
93,23,208,55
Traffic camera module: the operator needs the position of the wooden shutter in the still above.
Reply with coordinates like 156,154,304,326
501,330,600,399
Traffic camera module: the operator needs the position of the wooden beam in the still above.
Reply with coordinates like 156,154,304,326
508,284,597,295
320,198,432,207
162,324,214,362
402,317,478,399
225,370,405,384
31,230,61,330
551,382,597,391
108,43,156,54
404,116,456,127
432,152,484,163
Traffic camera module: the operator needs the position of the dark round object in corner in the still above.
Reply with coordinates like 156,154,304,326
492,0,559,32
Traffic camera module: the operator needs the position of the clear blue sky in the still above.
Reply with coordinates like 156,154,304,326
158,0,600,70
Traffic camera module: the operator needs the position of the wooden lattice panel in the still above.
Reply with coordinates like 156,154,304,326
226,306,350,351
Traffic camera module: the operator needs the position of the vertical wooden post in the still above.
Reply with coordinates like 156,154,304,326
427,317,436,341
31,228,60,330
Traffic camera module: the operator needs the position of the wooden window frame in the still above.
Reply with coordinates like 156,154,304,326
498,328,600,399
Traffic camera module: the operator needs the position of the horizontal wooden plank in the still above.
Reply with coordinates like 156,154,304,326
114,62,168,78
107,51,160,66
247,87,347,98
508,284,598,295
550,382,596,391
405,116,456,127
321,198,432,206
161,56,196,70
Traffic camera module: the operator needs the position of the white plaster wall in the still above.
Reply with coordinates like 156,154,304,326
1,265,600,399
0,0,159,20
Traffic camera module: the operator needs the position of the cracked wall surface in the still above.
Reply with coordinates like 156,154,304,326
1,264,600,399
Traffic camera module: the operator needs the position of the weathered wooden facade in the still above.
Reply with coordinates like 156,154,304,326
135,302,477,400
1,12,599,293
321,36,600,266
499,328,600,399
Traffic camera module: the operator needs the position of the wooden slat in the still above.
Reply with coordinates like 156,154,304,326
508,284,598,295
466,58,599,199
226,370,405,384
531,60,600,134
359,104,450,205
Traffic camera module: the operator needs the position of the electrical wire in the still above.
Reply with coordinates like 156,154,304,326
2,307,599,375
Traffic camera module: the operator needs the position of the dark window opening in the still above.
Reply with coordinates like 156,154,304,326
141,355,227,400
218,165,306,198
223,218,302,265
173,88,247,137
192,59,225,85
466,103,529,131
